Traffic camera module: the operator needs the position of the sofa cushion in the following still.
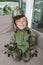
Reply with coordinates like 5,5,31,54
0,15,14,51
0,15,14,35
0,47,43,65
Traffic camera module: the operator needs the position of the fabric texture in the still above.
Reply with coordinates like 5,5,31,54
0,15,14,52
0,15,13,35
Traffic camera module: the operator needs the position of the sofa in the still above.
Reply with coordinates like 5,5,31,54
0,15,43,65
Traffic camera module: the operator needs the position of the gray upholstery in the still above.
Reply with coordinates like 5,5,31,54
32,29,43,49
0,15,43,65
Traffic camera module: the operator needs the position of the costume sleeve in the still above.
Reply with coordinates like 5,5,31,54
29,29,38,57
29,29,36,50
4,32,16,57
10,32,16,44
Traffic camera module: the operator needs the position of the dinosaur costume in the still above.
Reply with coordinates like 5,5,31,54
4,7,37,62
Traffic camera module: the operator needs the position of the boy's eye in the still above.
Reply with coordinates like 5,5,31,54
18,21,20,22
23,19,26,22
23,20,26,23
16,20,20,23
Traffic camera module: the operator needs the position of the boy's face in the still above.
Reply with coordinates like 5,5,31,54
15,17,26,30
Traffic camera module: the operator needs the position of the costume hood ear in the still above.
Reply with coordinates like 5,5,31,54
12,6,25,18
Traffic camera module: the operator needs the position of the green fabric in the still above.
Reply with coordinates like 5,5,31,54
15,30,29,53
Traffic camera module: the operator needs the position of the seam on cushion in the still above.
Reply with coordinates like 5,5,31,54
0,29,14,35
0,22,14,35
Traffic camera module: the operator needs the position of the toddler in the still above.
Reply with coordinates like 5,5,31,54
4,7,37,62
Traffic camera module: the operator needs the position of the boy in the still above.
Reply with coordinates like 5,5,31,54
4,7,37,62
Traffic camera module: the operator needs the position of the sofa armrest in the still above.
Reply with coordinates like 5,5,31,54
32,29,43,49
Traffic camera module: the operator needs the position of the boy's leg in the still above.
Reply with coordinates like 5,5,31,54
12,48,22,61
22,50,31,62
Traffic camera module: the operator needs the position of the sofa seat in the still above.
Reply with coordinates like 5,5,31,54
0,15,43,65
0,46,43,65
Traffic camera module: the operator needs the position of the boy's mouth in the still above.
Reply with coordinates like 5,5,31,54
19,24,24,27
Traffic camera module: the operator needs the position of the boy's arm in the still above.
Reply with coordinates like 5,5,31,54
29,29,36,49
29,29,38,57
4,32,16,47
4,32,16,57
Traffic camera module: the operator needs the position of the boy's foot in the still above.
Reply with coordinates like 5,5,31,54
22,50,31,62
